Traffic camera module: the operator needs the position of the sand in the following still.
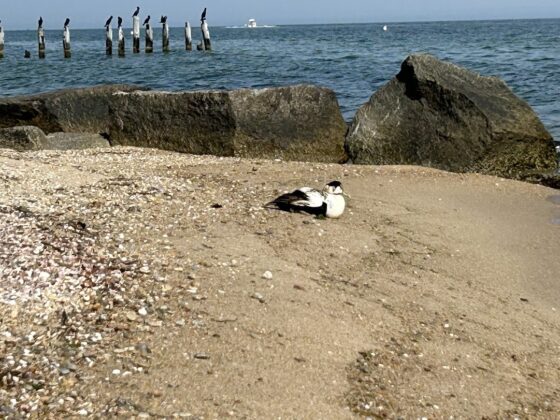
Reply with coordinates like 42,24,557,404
1,147,559,418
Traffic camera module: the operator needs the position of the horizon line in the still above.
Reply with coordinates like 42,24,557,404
1,16,559,31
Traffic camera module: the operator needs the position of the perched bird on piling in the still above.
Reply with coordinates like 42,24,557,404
266,181,347,218
105,16,113,28
64,18,70,28
118,16,123,27
143,16,151,26
201,8,207,22
133,7,140,17
160,16,168,24
38,16,43,28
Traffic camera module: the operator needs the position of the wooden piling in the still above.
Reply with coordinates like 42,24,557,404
132,16,140,53
63,24,71,58
201,20,211,51
145,23,154,53
106,25,113,56
185,21,192,51
162,19,170,52
38,18,46,59
118,27,125,57
0,24,4,59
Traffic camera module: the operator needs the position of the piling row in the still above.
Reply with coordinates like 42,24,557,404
1,8,212,59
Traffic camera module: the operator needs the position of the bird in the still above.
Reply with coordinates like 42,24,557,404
143,15,151,26
118,16,123,27
266,181,347,218
64,18,70,28
133,7,140,17
160,16,168,24
38,16,43,28
201,8,207,22
105,16,113,28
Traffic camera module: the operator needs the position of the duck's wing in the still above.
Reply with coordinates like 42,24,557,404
266,188,325,214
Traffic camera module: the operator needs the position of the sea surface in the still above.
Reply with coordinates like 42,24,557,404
0,19,559,140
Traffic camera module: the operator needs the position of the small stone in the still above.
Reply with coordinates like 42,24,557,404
139,267,150,274
262,271,273,280
138,307,148,317
135,343,151,355
77,409,88,416
126,312,138,322
112,369,121,375
252,292,265,303
194,353,210,360
176,319,186,327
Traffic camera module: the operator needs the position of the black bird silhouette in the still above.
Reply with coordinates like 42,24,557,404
105,16,113,28
201,8,207,22
118,16,123,27
160,16,167,24
143,15,151,26
64,18,70,28
133,7,140,17
38,16,43,28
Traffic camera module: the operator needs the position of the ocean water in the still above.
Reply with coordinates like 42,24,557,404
0,19,559,140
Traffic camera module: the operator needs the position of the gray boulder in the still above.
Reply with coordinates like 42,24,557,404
0,85,144,134
44,133,110,150
346,54,557,180
0,126,48,151
108,85,347,163
229,86,347,162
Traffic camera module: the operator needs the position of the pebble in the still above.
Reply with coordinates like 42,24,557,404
252,292,265,303
194,353,210,360
262,271,273,280
138,307,148,317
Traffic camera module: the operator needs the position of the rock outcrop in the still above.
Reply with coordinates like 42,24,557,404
229,86,347,162
108,85,347,163
346,54,558,179
0,126,48,151
44,133,110,150
0,85,143,134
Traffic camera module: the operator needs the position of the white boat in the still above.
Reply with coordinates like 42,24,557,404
246,19,257,28
383,25,388,31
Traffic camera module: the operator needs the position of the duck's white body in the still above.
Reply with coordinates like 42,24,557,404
324,193,346,218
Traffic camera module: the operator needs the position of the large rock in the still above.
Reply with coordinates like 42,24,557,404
108,85,347,163
0,85,143,134
346,54,558,179
229,86,347,162
44,133,110,150
0,126,48,151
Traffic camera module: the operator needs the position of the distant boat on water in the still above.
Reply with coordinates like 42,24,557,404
383,25,388,31
226,19,276,29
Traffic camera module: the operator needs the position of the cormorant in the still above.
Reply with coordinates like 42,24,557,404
143,15,151,26
105,16,113,28
38,16,43,28
64,18,70,28
160,16,168,24
201,8,207,22
133,7,140,17
118,16,123,27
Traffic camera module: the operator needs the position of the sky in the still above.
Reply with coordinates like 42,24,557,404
0,0,559,29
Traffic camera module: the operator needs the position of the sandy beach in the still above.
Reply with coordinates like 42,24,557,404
1,147,559,418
